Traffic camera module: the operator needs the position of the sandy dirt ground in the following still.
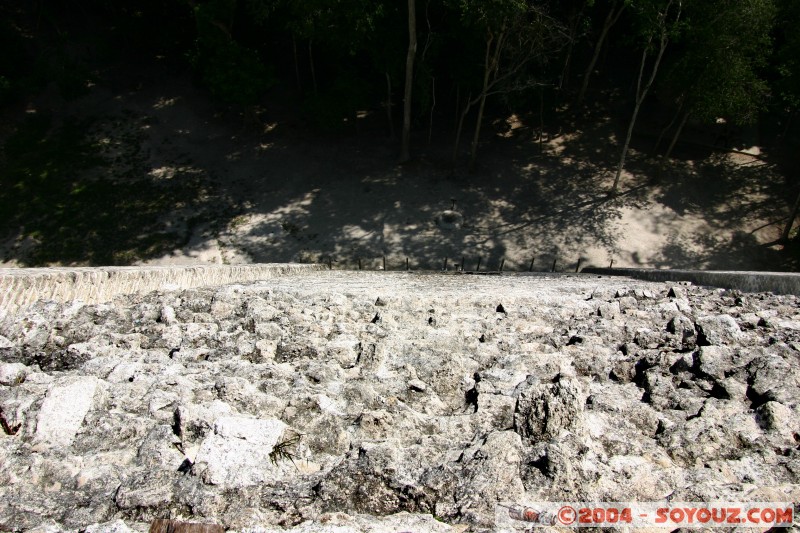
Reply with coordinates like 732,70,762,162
2,65,792,271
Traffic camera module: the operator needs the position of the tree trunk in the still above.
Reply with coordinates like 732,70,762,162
559,43,575,91
611,1,677,193
469,91,489,172
612,42,666,192
453,84,460,132
655,109,689,181
385,72,395,139
653,95,686,155
577,0,624,105
663,110,690,161
611,99,641,193
782,189,800,242
781,111,795,140
538,88,545,152
559,2,587,91
428,76,436,145
308,39,317,94
452,92,472,168
469,30,504,171
400,0,417,162
228,0,236,36
292,36,301,92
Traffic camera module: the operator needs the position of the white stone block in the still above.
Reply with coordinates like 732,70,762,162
34,376,101,448
194,415,290,487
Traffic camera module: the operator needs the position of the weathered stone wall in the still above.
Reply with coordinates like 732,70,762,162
584,267,800,296
0,271,799,532
0,264,326,317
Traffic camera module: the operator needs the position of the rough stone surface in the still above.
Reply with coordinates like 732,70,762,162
1,271,799,531
194,416,291,487
34,376,102,448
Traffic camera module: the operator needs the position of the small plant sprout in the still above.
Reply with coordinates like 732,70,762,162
269,432,303,469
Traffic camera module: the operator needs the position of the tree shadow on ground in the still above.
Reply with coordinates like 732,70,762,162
514,97,798,271
649,151,795,269
0,105,236,266
225,108,644,273
0,66,795,272
653,229,793,270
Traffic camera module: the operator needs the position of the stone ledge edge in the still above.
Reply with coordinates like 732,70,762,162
582,267,800,296
0,263,326,315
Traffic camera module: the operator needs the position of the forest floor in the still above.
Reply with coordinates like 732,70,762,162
0,62,796,271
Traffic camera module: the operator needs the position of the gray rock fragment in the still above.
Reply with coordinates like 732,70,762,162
239,511,457,532
617,296,638,311
0,362,28,385
666,314,696,349
159,305,178,325
276,340,319,362
696,314,743,346
513,376,586,441
597,301,620,319
695,346,734,380
408,379,427,392
114,469,177,511
667,286,687,299
137,424,185,469
747,353,800,407
83,520,139,533
326,337,361,368
756,400,800,441
0,334,15,357
175,400,236,444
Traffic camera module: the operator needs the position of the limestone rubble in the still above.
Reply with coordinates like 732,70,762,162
0,272,798,531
